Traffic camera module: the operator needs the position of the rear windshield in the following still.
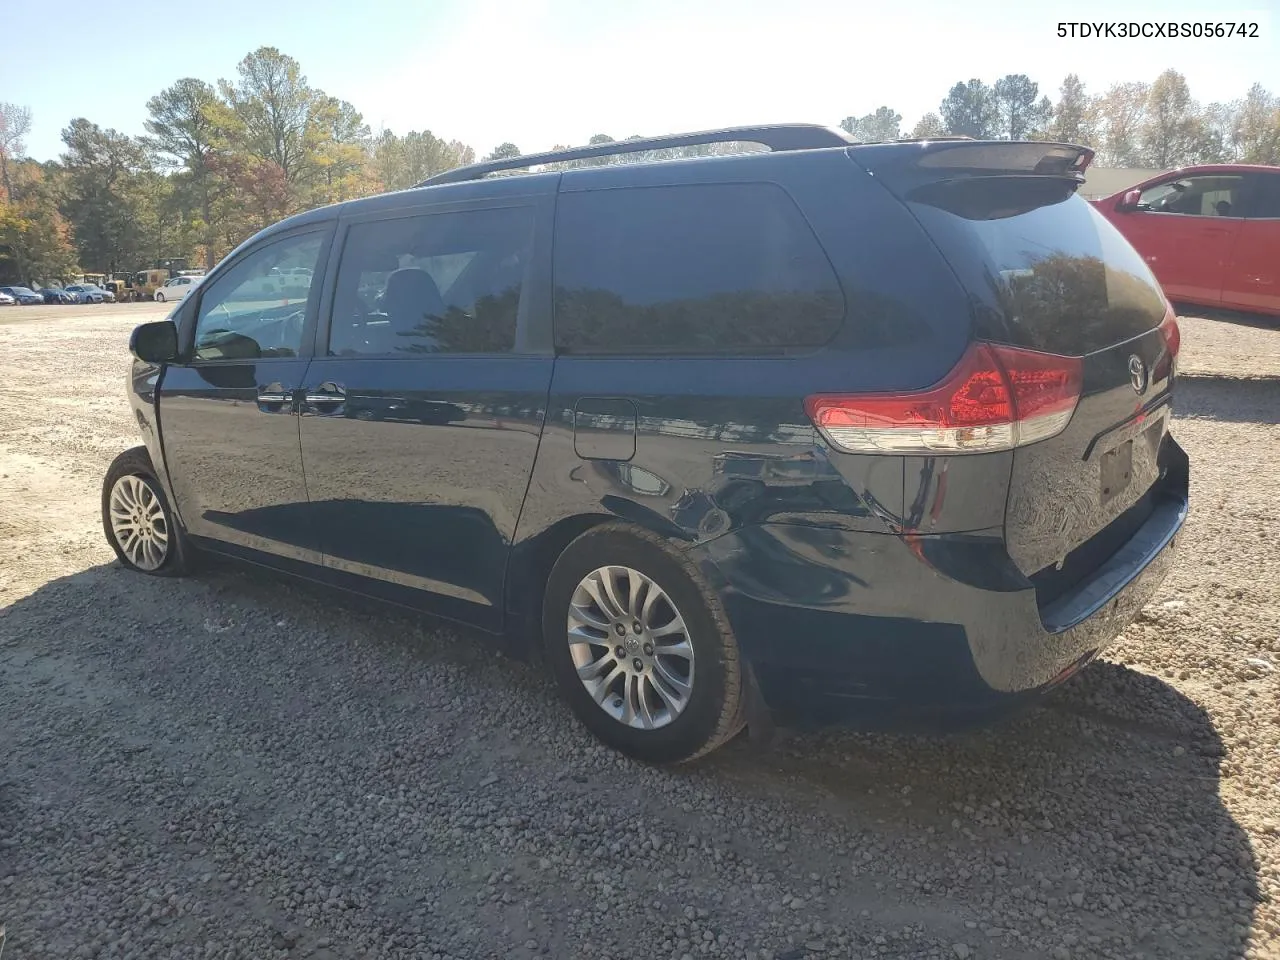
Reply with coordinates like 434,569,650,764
906,179,1167,355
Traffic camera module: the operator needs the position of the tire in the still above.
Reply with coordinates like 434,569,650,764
542,522,745,764
101,446,191,577
155,291,165,302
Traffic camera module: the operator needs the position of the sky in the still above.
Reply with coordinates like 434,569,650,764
2,0,1277,162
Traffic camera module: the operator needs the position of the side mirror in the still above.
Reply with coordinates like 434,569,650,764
129,320,179,364
1116,188,1143,212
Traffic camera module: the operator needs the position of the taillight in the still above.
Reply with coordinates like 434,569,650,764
805,343,1083,455
1158,304,1180,379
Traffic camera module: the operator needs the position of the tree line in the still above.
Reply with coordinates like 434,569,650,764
1,50,1278,286
847,70,1280,168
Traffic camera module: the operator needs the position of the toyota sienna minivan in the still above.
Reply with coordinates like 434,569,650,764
103,125,1188,763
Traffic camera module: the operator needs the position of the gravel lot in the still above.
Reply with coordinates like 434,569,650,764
1,302,1278,960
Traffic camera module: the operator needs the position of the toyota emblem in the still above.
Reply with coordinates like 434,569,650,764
1128,355,1148,395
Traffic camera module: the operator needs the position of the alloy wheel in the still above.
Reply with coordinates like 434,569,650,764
567,565,695,730
107,475,169,571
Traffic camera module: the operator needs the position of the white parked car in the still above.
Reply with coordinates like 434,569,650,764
0,290,15,306
154,275,202,303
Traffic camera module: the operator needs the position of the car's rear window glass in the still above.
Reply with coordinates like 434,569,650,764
907,181,1167,355
553,183,844,354
1248,173,1280,218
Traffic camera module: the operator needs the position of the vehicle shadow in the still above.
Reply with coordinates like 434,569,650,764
1174,303,1279,330
0,561,1261,960
704,656,1260,958
1175,373,1280,425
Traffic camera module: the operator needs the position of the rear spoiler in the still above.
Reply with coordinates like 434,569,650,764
848,141,1095,193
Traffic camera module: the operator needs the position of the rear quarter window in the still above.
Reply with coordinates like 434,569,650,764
553,182,844,354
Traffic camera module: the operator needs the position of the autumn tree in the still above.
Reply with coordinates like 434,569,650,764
1048,75,1096,146
1197,102,1236,163
1141,70,1203,167
374,130,475,190
143,78,222,268
217,48,314,186
59,119,154,273
309,96,376,201
940,80,999,138
1094,82,1150,166
0,102,32,202
840,107,902,142
992,74,1052,139
484,142,522,161
910,113,948,139
0,161,78,284
1234,84,1280,164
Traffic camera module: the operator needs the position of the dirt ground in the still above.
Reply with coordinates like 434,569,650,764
1,302,1278,960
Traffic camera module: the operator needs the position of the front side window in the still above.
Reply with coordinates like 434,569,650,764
552,182,844,354
1138,175,1246,217
328,205,533,357
192,231,324,361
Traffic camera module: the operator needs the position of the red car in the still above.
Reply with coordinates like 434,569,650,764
1091,164,1280,317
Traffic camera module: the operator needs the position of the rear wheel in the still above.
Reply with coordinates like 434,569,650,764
543,523,745,764
101,447,191,576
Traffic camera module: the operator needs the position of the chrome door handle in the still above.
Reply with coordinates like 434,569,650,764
302,381,347,416
257,382,293,410
304,381,346,404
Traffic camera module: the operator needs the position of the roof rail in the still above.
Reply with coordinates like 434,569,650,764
852,136,977,145
417,124,854,186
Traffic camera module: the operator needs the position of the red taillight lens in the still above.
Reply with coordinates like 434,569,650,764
1159,305,1180,361
1152,303,1180,383
805,343,1082,455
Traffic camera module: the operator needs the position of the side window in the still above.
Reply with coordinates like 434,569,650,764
1245,174,1280,219
553,182,844,354
193,233,323,361
328,205,533,357
1138,175,1246,217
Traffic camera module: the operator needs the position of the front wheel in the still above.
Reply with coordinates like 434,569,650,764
102,447,191,576
543,523,745,764
154,291,165,302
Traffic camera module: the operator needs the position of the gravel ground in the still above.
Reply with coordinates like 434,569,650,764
1175,308,1280,379
1,303,1278,960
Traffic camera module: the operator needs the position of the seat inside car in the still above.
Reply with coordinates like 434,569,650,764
368,267,447,353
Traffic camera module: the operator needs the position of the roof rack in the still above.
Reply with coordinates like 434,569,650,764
417,124,854,186
850,136,977,145
889,135,976,143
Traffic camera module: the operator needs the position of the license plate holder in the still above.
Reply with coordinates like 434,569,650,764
1099,438,1134,505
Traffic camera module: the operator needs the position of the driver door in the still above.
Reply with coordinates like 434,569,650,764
1119,174,1246,306
158,225,333,562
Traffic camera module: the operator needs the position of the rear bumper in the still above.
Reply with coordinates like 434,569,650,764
690,440,1188,729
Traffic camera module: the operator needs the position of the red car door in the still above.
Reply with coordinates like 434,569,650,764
1100,173,1247,308
1220,171,1280,317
